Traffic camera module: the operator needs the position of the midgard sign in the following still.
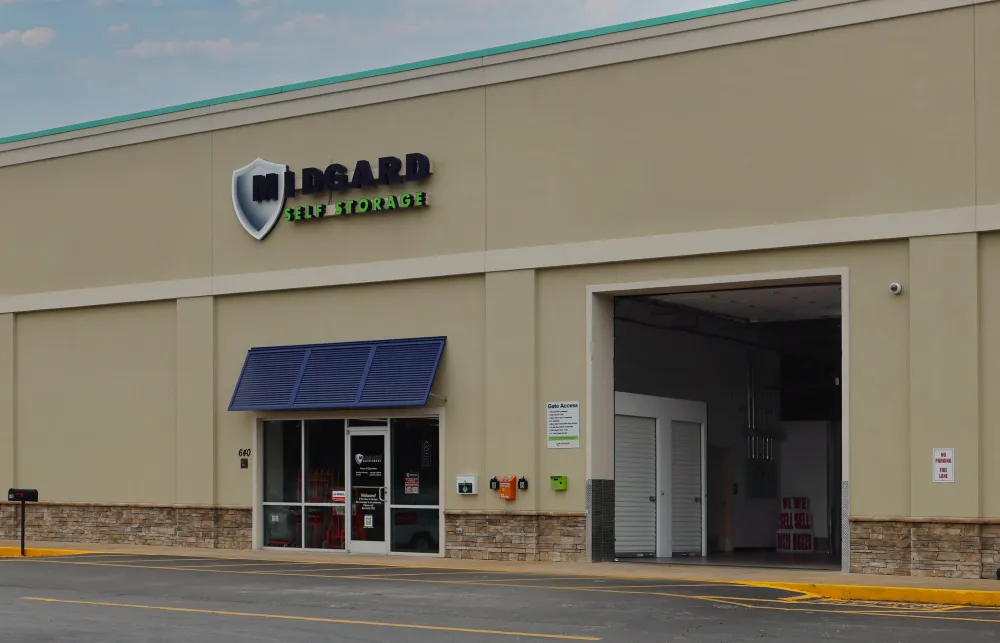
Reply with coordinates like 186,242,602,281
232,153,431,240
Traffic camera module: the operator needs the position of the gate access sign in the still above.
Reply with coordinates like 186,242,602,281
546,401,580,449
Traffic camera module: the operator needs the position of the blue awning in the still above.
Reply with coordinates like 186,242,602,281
228,336,445,411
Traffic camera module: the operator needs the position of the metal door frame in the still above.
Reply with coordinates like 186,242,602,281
346,427,390,555
615,392,707,558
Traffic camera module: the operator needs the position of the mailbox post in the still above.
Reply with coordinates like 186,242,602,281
7,489,38,557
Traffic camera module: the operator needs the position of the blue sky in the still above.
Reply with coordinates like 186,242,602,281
0,0,727,139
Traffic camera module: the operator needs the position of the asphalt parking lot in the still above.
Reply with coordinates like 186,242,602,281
1,554,999,642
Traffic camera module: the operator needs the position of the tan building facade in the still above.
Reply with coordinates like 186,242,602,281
1,0,999,578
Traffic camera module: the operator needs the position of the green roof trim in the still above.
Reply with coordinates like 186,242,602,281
0,0,792,146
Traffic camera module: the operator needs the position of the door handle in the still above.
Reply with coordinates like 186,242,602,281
694,497,701,503
648,496,656,502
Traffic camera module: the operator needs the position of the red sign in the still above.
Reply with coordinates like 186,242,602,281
404,473,419,495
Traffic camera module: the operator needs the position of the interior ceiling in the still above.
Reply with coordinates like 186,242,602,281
648,284,842,323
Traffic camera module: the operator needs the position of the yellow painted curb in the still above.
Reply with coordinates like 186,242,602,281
753,581,1000,607
0,547,94,558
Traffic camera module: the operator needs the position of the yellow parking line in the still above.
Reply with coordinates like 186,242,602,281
65,556,224,565
22,597,600,640
476,576,640,584
567,583,723,590
176,562,394,571
356,569,519,578
700,595,1000,623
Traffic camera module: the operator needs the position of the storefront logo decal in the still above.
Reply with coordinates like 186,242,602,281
232,157,288,240
231,153,432,241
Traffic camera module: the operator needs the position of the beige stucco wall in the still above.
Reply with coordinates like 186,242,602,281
14,302,177,504
908,234,979,518
978,233,1000,518
977,1,1000,206
0,135,214,296
485,7,976,250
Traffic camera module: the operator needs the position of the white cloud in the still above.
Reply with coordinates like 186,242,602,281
108,23,131,34
73,57,100,71
20,26,54,46
275,13,329,35
243,8,269,22
583,0,622,20
237,0,271,23
0,27,55,49
117,38,259,59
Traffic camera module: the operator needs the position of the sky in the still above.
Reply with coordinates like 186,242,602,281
0,0,730,139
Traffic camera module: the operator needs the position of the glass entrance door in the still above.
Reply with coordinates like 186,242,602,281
347,429,389,554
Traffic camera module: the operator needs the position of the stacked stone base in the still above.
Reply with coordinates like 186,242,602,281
0,502,252,549
445,511,587,562
851,517,1000,579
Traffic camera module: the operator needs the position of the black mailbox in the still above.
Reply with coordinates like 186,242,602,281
7,488,39,556
8,489,38,503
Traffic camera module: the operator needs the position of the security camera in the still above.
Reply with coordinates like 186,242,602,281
889,283,903,295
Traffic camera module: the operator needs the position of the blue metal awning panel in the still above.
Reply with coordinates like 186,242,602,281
228,336,446,411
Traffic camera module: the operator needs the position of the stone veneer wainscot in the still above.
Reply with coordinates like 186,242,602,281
851,517,1000,580
444,511,587,562
0,502,251,549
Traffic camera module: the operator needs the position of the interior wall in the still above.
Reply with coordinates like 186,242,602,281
779,421,831,540
613,312,781,549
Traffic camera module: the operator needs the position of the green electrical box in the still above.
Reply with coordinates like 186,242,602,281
550,475,568,491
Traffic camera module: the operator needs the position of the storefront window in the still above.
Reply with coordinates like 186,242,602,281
390,418,439,506
305,420,346,549
263,420,301,503
261,416,440,554
263,505,301,548
389,418,440,554
305,506,342,550
390,508,439,553
349,418,388,427
305,420,346,504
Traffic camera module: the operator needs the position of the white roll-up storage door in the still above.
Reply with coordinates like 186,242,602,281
671,420,703,555
614,414,656,556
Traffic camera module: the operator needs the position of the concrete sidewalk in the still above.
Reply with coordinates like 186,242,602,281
3,540,999,606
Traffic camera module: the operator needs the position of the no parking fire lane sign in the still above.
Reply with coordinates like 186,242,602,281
933,448,955,483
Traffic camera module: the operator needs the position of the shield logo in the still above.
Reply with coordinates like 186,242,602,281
232,158,288,240
355,453,364,466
